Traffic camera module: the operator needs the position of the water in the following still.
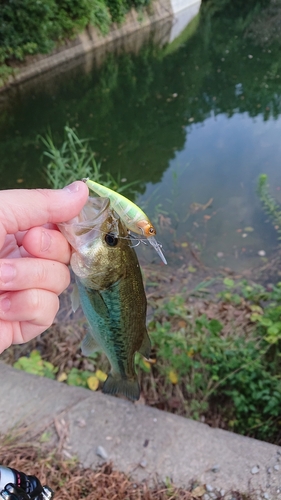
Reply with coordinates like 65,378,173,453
1,2,281,272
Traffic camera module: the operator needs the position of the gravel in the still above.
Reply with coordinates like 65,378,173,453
96,445,108,460
251,465,260,475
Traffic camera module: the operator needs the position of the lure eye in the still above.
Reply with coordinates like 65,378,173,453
105,233,118,247
149,227,155,235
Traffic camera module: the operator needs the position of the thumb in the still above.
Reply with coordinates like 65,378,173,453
0,181,89,249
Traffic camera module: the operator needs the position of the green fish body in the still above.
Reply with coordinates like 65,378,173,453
59,197,150,401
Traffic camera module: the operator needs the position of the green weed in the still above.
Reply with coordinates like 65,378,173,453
13,351,108,392
139,283,281,442
257,173,281,239
40,125,135,192
13,350,58,379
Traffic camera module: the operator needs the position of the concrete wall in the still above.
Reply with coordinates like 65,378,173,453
169,0,201,42
170,0,200,13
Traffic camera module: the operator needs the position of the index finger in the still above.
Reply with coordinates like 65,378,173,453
0,182,89,249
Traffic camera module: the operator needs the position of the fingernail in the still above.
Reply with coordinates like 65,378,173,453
63,181,80,193
0,297,11,312
41,230,51,252
0,263,16,284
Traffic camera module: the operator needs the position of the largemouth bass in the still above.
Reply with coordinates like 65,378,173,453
59,196,150,401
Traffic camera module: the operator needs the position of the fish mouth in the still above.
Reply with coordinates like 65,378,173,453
148,237,167,265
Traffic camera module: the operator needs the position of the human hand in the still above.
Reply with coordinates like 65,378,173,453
0,181,89,354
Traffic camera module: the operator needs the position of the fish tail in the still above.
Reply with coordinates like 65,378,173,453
102,373,140,401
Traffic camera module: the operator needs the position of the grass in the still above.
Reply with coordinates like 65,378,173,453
257,173,281,239
40,126,130,192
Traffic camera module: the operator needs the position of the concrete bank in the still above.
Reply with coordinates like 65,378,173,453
1,362,281,499
2,0,201,90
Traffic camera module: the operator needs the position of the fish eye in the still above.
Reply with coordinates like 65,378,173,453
105,233,118,247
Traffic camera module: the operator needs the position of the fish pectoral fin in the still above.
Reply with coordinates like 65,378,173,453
89,288,110,318
81,332,100,356
102,373,140,401
71,283,80,312
138,331,151,360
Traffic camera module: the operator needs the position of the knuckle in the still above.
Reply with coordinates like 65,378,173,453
35,261,48,284
45,295,60,328
28,289,41,311
49,293,59,317
29,290,59,327
57,264,71,293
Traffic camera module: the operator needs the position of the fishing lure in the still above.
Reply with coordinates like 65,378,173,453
83,178,167,264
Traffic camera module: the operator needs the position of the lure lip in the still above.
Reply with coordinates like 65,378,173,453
148,236,167,265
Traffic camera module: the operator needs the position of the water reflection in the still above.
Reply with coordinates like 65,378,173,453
0,1,281,271
138,112,281,271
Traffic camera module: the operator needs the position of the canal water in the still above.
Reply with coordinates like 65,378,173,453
0,1,281,272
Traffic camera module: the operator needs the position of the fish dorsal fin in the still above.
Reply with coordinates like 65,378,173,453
81,331,100,356
71,283,80,312
138,331,151,360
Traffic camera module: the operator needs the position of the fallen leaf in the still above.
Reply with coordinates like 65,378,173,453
188,265,197,273
250,305,263,314
96,369,107,382
168,370,178,384
57,372,67,382
87,376,99,391
168,397,181,409
204,215,211,221
250,313,262,322
244,226,254,232
192,485,206,497
142,360,151,370
178,320,187,328
181,242,188,248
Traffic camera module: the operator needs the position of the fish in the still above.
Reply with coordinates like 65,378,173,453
58,196,151,401
83,178,167,265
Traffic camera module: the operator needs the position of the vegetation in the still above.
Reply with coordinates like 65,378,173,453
41,126,124,191
146,280,281,443
40,125,137,200
257,174,281,239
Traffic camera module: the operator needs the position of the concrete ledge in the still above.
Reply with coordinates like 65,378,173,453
1,362,281,497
